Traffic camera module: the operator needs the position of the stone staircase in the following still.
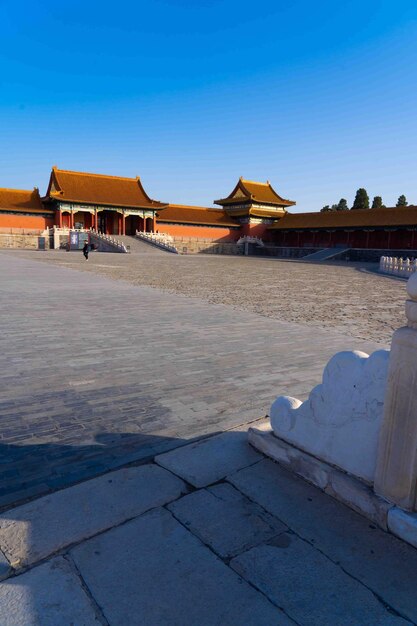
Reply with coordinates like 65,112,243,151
302,247,351,261
116,235,174,254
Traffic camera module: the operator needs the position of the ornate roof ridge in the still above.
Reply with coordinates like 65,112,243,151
53,167,141,182
240,178,270,186
167,203,222,211
0,187,39,193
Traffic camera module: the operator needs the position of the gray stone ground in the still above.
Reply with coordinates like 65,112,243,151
0,252,383,509
0,251,416,625
0,429,416,625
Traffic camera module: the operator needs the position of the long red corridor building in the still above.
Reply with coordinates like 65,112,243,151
1,166,416,250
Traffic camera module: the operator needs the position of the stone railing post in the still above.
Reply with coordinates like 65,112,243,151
374,272,417,510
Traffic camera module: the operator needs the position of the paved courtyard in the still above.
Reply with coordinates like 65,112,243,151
0,429,416,625
0,250,385,509
1,249,416,625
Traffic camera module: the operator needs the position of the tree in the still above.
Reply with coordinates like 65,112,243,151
371,196,383,209
396,195,408,207
330,204,338,211
321,205,331,212
352,188,370,210
337,198,348,211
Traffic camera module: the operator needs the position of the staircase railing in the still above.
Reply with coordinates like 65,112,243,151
379,256,417,278
90,229,128,253
135,231,178,254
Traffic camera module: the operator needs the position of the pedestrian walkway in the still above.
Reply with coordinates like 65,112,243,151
0,252,382,509
0,426,415,625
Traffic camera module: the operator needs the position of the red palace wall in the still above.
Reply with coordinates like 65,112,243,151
272,228,417,250
239,222,274,241
156,223,239,241
0,213,54,232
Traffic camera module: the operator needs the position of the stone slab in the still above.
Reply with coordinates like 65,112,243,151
388,508,417,550
156,428,263,487
228,459,417,623
0,252,383,506
168,483,287,559
249,427,393,529
249,427,330,489
231,535,408,625
0,551,11,582
71,507,294,626
0,464,186,568
325,469,392,530
0,557,101,625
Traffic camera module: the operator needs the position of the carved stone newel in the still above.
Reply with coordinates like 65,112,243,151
374,272,417,511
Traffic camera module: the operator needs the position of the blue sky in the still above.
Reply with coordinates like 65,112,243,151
1,0,416,211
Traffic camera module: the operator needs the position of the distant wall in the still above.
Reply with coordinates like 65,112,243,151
157,223,238,241
172,237,242,255
0,213,54,231
0,233,52,250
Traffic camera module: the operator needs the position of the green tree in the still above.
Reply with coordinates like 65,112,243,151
330,204,338,211
337,198,348,211
352,188,370,210
371,196,383,209
321,205,331,212
396,195,408,207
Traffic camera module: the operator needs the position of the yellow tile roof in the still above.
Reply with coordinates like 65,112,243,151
46,167,166,209
158,204,238,227
0,188,52,213
215,178,295,207
270,206,417,230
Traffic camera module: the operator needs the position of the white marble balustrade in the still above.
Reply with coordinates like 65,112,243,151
379,256,417,278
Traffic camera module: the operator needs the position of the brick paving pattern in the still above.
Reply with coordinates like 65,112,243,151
0,251,384,509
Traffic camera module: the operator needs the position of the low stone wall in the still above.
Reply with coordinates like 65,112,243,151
256,246,417,262
173,238,241,255
334,248,417,262
255,246,319,258
0,233,52,250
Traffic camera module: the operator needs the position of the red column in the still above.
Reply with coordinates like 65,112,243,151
58,210,62,228
366,231,370,248
70,212,74,229
122,214,126,236
152,215,157,233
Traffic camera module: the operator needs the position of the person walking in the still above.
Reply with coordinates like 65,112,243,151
83,241,91,261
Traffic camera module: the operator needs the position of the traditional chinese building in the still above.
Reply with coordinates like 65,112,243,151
0,188,54,231
156,204,239,241
269,206,417,250
214,177,295,239
42,167,167,235
2,165,416,253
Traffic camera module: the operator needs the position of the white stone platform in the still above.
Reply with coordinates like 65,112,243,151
248,425,417,551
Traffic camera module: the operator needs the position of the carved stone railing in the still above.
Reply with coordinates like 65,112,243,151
237,236,264,256
248,272,417,548
236,236,264,247
90,230,128,253
379,256,417,278
135,230,178,254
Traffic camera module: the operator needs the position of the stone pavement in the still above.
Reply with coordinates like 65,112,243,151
0,251,385,509
0,426,416,625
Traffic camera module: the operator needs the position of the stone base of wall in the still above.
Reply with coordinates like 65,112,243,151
173,238,241,255
249,426,417,550
333,248,417,262
256,246,319,258
256,247,417,262
0,233,52,250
